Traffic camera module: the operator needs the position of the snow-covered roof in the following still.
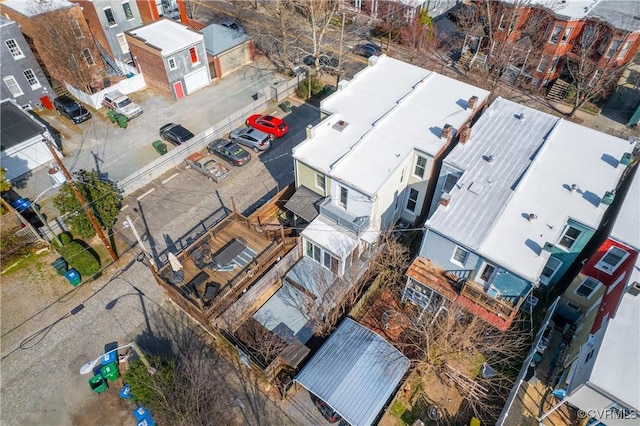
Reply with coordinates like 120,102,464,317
201,23,251,56
589,290,640,410
302,215,358,258
1,0,73,16
292,55,489,197
127,19,202,56
428,97,630,283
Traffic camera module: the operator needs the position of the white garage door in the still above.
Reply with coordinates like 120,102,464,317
184,67,210,95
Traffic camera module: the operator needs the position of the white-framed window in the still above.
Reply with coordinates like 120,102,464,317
306,240,339,273
122,1,134,20
548,26,562,44
167,57,177,70
498,14,506,30
5,39,24,59
116,33,129,54
451,246,469,266
189,46,199,65
560,27,573,44
414,155,427,178
617,41,632,60
442,174,458,193
70,20,83,38
82,48,95,65
537,55,550,72
595,246,629,274
23,69,40,89
575,277,600,298
3,76,23,97
605,40,622,58
406,188,419,212
558,225,581,250
315,173,325,191
509,13,520,32
306,240,321,262
104,7,117,26
339,186,347,208
549,56,559,72
323,251,339,274
598,34,611,55
540,257,562,285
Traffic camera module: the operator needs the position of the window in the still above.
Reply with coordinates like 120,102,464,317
451,246,469,265
558,225,581,250
323,252,339,274
589,70,602,87
23,69,40,89
406,188,419,212
595,246,629,274
443,174,458,193
82,48,94,65
549,56,559,72
585,349,595,363
400,168,405,183
548,26,562,44
306,241,339,273
3,76,23,97
560,27,573,44
537,55,550,72
617,41,632,60
104,7,117,26
498,14,506,30
414,155,427,178
116,33,129,54
70,20,83,38
339,187,347,208
606,40,622,58
5,39,24,59
598,34,610,55
316,173,325,191
575,277,600,298
189,46,199,64
509,13,520,32
540,257,562,285
168,57,177,70
122,1,134,20
306,241,321,262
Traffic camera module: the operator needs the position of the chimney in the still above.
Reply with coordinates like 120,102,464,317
459,124,471,144
306,124,315,140
441,124,453,141
439,193,451,207
467,96,478,110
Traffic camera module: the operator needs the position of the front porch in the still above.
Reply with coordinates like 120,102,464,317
405,257,523,331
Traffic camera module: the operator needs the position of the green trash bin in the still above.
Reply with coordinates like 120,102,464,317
51,257,68,276
116,114,128,129
152,140,168,155
89,374,108,394
106,110,118,123
278,101,291,113
101,362,120,382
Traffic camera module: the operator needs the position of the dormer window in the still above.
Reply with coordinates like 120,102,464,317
575,277,600,299
595,246,629,274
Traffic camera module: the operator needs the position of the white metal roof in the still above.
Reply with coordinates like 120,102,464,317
589,291,640,410
201,23,251,56
428,97,630,282
292,55,489,197
127,19,203,56
295,317,410,426
302,215,358,258
2,0,73,16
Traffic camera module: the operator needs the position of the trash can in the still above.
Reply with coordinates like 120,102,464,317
137,417,156,426
278,101,291,113
133,406,152,421
152,140,168,155
116,114,128,129
120,384,133,399
101,350,117,366
101,362,120,382
106,110,118,123
89,374,108,394
64,269,82,287
51,257,68,276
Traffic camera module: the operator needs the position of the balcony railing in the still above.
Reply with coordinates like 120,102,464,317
319,198,370,235
460,280,517,319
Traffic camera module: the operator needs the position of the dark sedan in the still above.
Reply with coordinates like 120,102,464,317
207,140,251,166
352,42,382,58
159,123,194,146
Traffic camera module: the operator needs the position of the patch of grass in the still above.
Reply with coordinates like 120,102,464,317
1,249,50,275
390,400,407,418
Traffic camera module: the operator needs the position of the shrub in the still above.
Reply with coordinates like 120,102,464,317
55,237,100,276
296,76,324,99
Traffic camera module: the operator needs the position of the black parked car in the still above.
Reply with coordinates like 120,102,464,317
159,123,194,146
207,140,251,166
352,42,382,58
303,54,339,73
53,95,92,124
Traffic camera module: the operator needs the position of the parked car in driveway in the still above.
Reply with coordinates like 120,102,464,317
102,90,143,120
230,127,272,152
207,140,251,166
159,123,195,146
183,152,229,182
303,54,339,73
352,42,382,58
246,114,288,138
220,19,244,33
53,96,92,124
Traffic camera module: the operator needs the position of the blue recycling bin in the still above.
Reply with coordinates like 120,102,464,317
119,384,133,399
11,198,31,212
101,350,117,366
137,417,156,426
64,269,81,287
133,406,152,422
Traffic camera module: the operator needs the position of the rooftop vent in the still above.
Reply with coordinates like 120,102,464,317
332,120,348,132
621,152,632,165
569,184,579,192
484,154,495,163
601,190,616,205
519,112,526,120
338,80,349,91
629,282,640,297
527,213,537,221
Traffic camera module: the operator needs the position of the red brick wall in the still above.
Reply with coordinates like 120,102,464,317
135,0,159,25
71,0,114,58
126,33,171,97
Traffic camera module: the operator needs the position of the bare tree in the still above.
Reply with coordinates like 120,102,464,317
183,0,204,21
565,23,623,117
235,317,288,367
254,0,304,72
292,0,341,69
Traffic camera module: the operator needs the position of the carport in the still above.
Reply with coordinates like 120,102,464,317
295,317,410,426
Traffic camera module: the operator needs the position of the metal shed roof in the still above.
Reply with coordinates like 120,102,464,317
295,318,409,426
201,23,251,56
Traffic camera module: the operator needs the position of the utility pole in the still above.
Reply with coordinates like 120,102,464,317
336,12,346,88
43,138,118,261
124,215,156,271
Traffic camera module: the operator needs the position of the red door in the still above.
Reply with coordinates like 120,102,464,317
173,81,185,100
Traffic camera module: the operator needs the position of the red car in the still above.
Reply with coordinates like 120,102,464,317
246,114,288,138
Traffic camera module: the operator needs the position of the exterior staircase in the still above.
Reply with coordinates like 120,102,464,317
51,80,70,97
95,40,125,76
547,79,572,101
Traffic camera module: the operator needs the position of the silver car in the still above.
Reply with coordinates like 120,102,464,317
230,127,272,152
